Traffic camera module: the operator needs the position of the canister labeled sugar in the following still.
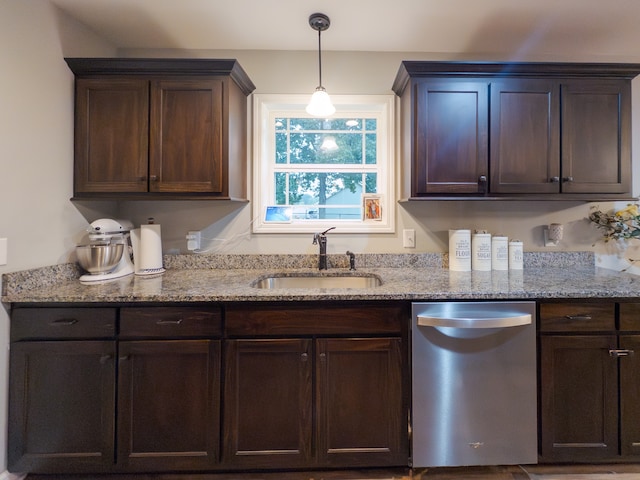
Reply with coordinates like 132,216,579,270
472,231,492,271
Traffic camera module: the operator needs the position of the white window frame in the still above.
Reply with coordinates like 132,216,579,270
252,93,395,234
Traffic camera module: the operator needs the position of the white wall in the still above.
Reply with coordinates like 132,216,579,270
0,1,116,471
116,48,640,258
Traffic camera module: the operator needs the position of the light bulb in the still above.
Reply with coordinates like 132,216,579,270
306,87,336,117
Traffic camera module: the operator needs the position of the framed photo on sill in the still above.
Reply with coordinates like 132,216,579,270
363,195,382,221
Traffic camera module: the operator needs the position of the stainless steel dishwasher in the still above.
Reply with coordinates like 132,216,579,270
411,301,537,467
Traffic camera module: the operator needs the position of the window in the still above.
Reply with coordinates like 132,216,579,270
252,94,395,233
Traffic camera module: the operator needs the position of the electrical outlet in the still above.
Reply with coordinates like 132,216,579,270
403,229,415,248
186,231,201,251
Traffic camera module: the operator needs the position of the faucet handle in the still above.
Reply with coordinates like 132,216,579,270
321,226,336,236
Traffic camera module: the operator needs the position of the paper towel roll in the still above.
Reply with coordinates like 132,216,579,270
135,223,165,276
449,229,471,272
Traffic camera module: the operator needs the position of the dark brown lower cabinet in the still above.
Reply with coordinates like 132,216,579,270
117,340,221,471
539,301,640,463
223,336,406,469
539,335,618,462
8,302,408,474
223,338,313,469
317,337,404,467
8,340,116,473
620,335,640,457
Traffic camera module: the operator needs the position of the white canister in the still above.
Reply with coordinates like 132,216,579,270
491,235,509,271
472,232,492,271
508,240,524,270
449,229,471,272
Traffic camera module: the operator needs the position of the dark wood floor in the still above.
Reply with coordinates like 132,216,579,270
23,464,640,480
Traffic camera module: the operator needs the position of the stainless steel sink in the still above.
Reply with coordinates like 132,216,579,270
252,274,382,289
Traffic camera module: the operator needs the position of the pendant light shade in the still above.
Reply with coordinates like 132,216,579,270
306,13,335,117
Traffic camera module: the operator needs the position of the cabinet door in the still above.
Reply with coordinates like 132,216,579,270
149,79,224,193
561,79,631,194
316,338,407,467
117,340,220,471
74,78,149,193
8,341,116,473
620,335,640,457
539,335,618,462
490,79,560,193
223,339,313,468
413,80,489,195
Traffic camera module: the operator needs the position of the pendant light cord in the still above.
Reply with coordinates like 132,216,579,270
317,28,323,88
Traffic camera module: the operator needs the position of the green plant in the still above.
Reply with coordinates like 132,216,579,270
589,204,640,242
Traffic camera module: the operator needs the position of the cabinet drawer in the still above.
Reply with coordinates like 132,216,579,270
539,302,615,332
619,303,640,331
10,307,116,341
120,307,222,337
225,302,406,336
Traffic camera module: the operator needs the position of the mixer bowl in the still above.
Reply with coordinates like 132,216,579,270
76,243,124,274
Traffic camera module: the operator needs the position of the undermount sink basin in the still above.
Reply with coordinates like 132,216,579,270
252,274,382,289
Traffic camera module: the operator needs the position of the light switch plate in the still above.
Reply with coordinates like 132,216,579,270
403,229,416,248
0,238,7,265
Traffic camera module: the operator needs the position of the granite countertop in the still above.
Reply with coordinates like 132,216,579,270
3,252,640,304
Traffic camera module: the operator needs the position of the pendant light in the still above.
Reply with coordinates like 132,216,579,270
306,13,336,117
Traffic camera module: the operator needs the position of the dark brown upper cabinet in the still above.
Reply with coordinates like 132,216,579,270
66,58,255,200
392,61,640,200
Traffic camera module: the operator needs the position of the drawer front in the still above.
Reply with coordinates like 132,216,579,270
225,302,407,336
539,302,615,332
619,303,640,331
120,307,222,337
11,307,117,341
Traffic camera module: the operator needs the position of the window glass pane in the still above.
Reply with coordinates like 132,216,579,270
364,173,378,194
288,118,325,130
365,133,377,164
276,172,364,206
365,118,377,130
288,133,364,165
275,132,287,164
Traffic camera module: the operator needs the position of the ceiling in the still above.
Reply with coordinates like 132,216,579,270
50,0,640,59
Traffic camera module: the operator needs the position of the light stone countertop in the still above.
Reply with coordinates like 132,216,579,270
3,252,640,303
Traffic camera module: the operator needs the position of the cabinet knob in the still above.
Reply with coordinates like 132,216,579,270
149,175,158,181
99,355,112,365
478,176,487,194
301,352,308,362
562,176,574,183
549,176,560,183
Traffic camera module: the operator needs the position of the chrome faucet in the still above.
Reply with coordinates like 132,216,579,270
312,227,336,270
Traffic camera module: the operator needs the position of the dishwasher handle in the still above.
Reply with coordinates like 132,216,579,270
417,312,532,329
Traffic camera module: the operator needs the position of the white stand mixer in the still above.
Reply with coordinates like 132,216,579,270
79,219,135,283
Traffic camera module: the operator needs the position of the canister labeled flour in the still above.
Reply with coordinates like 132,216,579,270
449,229,471,271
